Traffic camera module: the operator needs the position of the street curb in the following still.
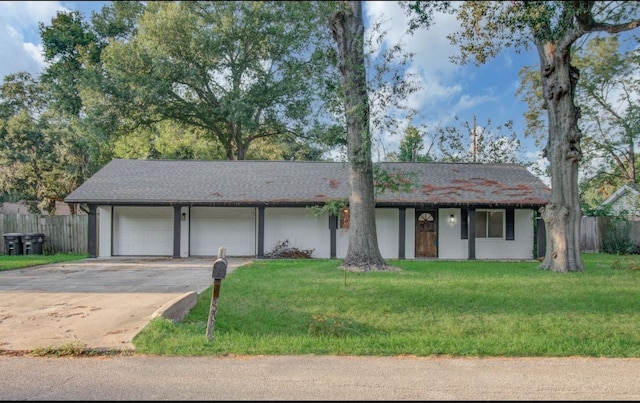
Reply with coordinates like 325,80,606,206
151,291,198,322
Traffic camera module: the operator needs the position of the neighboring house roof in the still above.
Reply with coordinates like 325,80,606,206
64,159,551,208
600,184,640,216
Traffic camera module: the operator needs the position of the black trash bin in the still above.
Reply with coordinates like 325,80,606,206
3,233,24,255
22,233,45,255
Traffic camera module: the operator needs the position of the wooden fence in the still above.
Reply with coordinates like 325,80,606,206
580,216,603,252
580,216,640,253
0,213,87,254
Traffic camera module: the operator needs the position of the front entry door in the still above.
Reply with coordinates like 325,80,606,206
416,211,437,257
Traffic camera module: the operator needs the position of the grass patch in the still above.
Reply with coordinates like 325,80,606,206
133,253,640,357
0,253,87,271
28,341,132,357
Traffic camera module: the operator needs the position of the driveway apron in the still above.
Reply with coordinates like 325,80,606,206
0,257,251,352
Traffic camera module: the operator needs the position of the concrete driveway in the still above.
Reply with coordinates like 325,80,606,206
0,257,251,352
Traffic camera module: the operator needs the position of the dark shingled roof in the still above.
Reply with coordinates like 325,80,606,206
64,159,551,208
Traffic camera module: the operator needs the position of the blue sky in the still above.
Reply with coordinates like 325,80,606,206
363,2,541,165
0,1,544,173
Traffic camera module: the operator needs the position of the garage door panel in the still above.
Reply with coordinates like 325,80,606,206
113,207,173,256
190,207,255,256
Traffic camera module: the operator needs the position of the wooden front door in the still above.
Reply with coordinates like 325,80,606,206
416,211,437,257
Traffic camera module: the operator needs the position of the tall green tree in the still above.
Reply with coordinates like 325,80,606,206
39,10,100,117
404,1,640,273
90,0,145,41
110,120,226,160
575,36,640,198
37,3,148,177
519,35,640,212
330,1,388,271
97,1,336,160
39,1,333,162
0,73,86,214
26,5,140,211
386,125,434,162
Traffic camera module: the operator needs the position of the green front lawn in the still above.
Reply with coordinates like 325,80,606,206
133,253,640,357
0,253,88,271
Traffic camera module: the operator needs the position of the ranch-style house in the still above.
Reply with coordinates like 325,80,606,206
64,159,551,260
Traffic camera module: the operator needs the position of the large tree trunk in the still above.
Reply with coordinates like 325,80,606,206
330,1,387,271
537,41,584,273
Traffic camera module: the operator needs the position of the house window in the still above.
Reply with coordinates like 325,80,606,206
339,208,350,229
474,210,503,238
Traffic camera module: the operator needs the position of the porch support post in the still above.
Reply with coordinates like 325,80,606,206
87,204,97,258
536,212,546,259
173,205,182,258
329,215,338,259
398,207,406,259
468,207,476,260
257,206,265,258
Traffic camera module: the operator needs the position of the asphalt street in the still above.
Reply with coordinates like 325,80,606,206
1,355,640,400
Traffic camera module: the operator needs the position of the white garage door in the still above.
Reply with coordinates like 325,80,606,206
112,206,174,256
190,207,255,256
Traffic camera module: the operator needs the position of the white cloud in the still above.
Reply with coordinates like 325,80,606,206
364,1,469,156
0,1,68,80
365,1,460,77
0,1,65,28
0,23,41,79
23,42,47,69
527,151,550,187
362,1,543,162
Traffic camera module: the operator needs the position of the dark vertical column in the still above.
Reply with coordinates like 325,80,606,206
537,215,546,258
468,207,476,260
257,206,265,258
398,208,406,259
329,215,338,258
505,208,515,240
87,204,97,258
461,208,468,239
173,205,182,258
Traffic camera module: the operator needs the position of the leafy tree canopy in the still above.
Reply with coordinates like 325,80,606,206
97,1,339,160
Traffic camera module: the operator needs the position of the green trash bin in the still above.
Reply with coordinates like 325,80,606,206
22,233,45,255
3,233,23,255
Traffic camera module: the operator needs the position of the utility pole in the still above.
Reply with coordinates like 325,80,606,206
472,115,477,163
